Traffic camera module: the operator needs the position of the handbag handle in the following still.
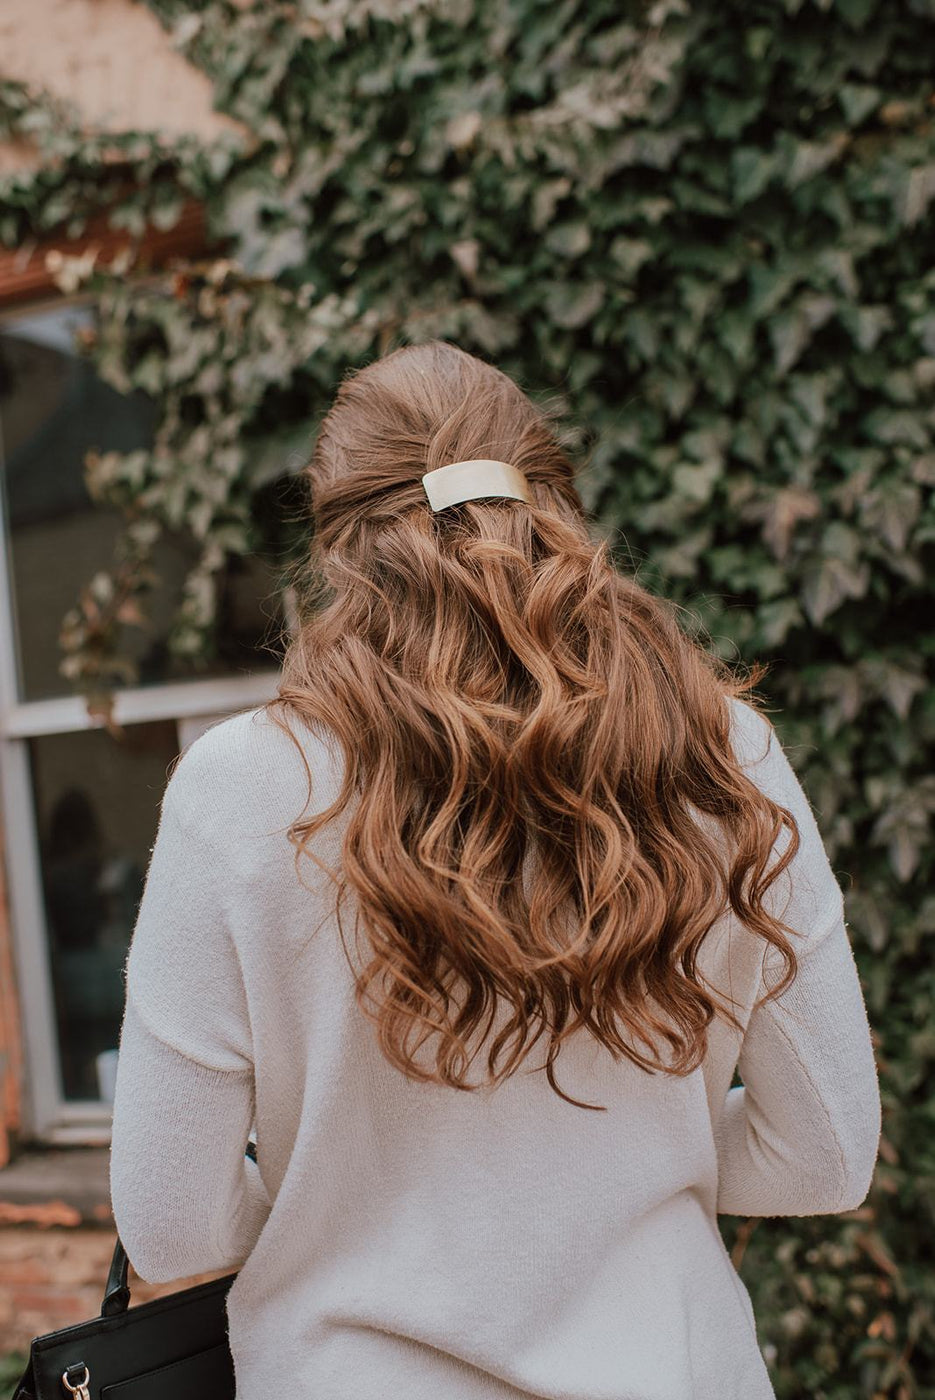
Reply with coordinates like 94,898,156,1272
101,1139,259,1318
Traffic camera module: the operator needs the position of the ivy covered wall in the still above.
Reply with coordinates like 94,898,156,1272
2,0,934,1394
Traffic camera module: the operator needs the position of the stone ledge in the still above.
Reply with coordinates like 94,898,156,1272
0,1148,113,1228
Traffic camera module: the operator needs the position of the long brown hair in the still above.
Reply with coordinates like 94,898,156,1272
263,339,802,1109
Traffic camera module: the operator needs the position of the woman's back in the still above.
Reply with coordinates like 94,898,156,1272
110,694,880,1400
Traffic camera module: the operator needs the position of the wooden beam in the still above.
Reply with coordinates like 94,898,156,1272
0,197,217,308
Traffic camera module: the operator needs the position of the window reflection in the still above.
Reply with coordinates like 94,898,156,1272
0,297,288,702
31,719,180,1101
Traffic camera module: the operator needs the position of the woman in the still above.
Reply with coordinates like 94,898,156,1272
109,339,882,1400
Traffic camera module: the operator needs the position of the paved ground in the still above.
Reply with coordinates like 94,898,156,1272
0,1147,113,1227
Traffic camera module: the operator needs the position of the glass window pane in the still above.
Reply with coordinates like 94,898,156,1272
0,298,288,701
29,719,182,1101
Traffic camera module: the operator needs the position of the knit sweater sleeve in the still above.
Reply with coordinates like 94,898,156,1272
713,704,882,1217
109,747,272,1284
109,996,271,1284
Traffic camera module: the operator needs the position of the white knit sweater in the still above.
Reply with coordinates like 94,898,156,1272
109,697,881,1400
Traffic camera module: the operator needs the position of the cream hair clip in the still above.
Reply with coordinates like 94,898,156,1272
421,458,533,511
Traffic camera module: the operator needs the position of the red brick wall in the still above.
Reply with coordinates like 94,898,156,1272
1,1226,229,1352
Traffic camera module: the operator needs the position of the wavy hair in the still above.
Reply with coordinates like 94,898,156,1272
262,339,803,1110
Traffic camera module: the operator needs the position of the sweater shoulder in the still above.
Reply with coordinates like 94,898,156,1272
725,694,846,937
164,702,344,845
725,695,774,769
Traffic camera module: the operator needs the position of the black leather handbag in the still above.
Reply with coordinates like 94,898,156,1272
10,1141,257,1400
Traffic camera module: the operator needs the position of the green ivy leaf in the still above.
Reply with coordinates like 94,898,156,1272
838,83,882,125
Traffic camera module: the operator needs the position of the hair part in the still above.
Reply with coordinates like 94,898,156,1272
262,339,802,1110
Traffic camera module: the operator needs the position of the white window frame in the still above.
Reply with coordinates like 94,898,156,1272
0,682,284,1145
0,301,293,1143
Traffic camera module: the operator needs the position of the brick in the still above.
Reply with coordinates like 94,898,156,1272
0,1259,48,1285
0,1225,229,1349
0,1201,82,1228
